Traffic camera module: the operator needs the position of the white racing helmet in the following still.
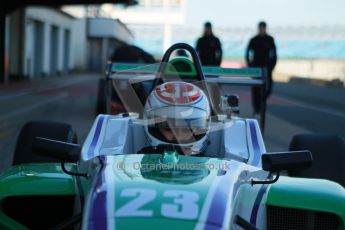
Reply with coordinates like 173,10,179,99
144,81,210,154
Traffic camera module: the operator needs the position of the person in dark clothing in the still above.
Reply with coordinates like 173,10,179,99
246,21,277,114
196,22,222,66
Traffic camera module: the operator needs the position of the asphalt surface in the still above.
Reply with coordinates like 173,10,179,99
0,74,344,173
223,82,345,151
0,73,100,172
266,83,345,150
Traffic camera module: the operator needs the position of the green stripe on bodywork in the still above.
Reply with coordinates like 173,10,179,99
111,63,262,77
116,218,198,230
111,63,159,73
267,176,345,227
202,66,262,76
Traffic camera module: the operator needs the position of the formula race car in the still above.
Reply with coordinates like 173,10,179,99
1,43,344,230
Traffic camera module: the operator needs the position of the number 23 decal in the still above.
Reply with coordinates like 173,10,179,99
115,188,199,219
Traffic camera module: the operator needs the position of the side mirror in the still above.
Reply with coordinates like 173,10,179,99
262,150,312,172
252,150,312,185
32,137,81,163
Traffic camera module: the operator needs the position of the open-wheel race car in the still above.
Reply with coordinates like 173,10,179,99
1,43,344,230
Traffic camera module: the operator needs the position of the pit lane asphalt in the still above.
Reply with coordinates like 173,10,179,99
0,75,344,173
0,73,100,172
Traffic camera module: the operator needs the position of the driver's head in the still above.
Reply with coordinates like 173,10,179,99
258,21,267,36
144,82,210,155
204,22,212,36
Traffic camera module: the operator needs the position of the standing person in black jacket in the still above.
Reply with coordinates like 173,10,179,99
196,22,223,66
246,21,277,115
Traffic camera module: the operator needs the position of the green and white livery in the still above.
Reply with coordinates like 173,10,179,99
0,43,344,230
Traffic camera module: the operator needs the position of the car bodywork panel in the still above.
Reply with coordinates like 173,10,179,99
0,164,76,196
0,164,78,229
81,114,266,166
267,176,345,228
81,154,268,229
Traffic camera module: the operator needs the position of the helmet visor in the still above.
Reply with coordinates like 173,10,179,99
146,106,209,144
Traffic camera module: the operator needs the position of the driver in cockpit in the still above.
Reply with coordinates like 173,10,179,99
139,81,211,156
